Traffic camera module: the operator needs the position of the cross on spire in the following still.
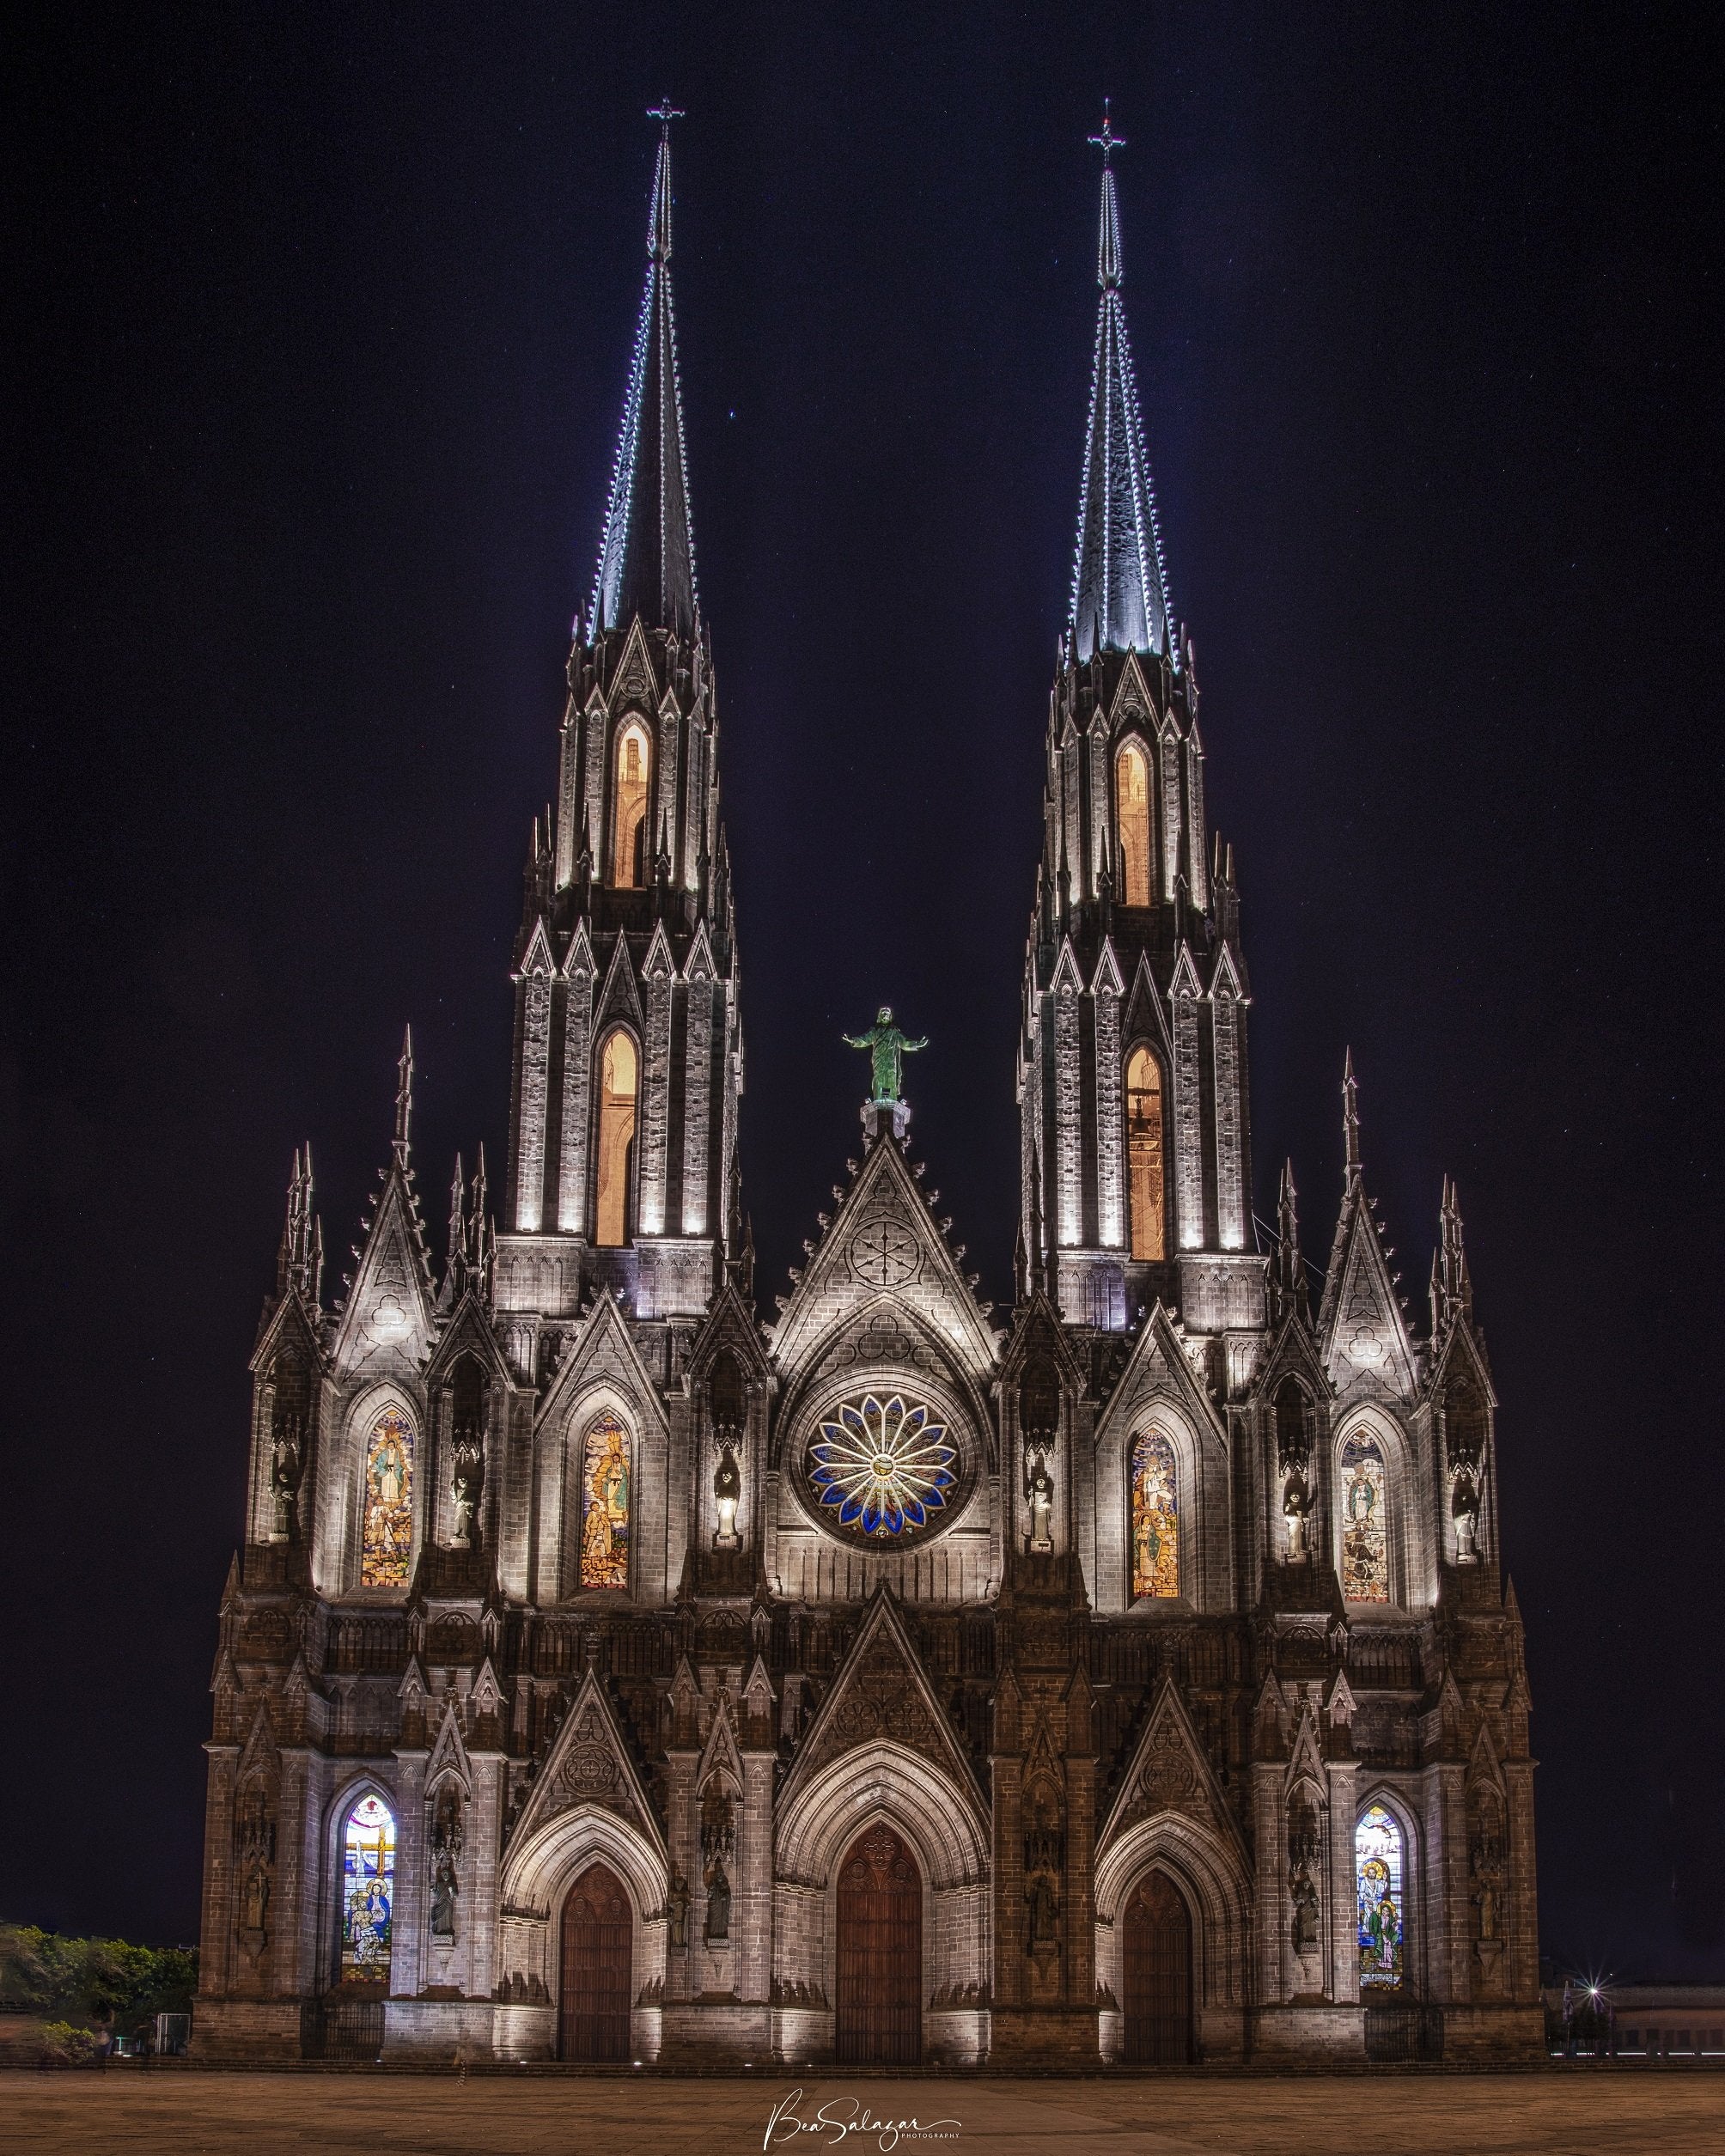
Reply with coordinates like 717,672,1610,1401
1088,99,1126,164
647,97,685,130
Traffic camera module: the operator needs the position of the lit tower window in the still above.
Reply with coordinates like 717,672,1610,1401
1115,740,1152,905
613,724,650,886
1125,1046,1167,1260
594,1030,638,1246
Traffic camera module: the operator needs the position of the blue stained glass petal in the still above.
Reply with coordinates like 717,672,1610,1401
903,1498,926,1526
838,1493,863,1525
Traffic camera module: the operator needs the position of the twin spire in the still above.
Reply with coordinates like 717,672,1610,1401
1068,106,1176,666
584,102,1173,667
588,101,699,641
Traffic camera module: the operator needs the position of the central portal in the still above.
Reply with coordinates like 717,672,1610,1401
1123,1870,1193,2063
559,1861,631,2061
835,1823,922,2065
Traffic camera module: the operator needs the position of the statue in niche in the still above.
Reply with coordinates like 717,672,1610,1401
1026,1870,1059,1949
241,1862,271,1934
1290,1869,1320,1953
1470,1818,1503,1942
704,1862,731,1942
270,1419,303,1542
1026,1446,1054,1552
1282,1461,1313,1562
429,1785,464,1940
450,1429,484,1550
430,1852,458,1939
1452,1466,1481,1563
713,1441,741,1549
667,1872,690,1948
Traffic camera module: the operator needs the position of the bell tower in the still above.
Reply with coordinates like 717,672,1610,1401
501,105,742,1340
1018,113,1258,1343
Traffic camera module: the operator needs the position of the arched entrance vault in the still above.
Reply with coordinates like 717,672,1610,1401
1094,1812,1251,2062
494,1803,667,2052
773,1742,991,2052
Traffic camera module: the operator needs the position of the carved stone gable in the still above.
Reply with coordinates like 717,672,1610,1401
786,1597,982,1810
506,1669,662,1860
1101,1681,1240,1856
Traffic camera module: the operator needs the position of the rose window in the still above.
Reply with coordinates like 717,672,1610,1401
808,1393,957,1538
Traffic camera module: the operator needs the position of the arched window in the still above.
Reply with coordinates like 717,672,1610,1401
1356,1804,1405,1989
580,1412,631,1589
1130,1428,1179,1600
613,723,650,887
1115,740,1152,907
339,1792,396,1981
594,1030,638,1247
1339,1429,1390,1602
360,1406,414,1587
1275,1379,1308,1460
1125,1047,1167,1262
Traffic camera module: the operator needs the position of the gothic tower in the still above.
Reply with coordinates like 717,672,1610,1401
503,112,742,1335
1019,118,1254,1343
193,112,1539,2073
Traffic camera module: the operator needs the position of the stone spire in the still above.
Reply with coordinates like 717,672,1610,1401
588,101,698,640
1068,106,1174,665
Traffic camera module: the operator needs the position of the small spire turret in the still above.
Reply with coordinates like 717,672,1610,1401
393,1026,414,1169
1343,1049,1361,1187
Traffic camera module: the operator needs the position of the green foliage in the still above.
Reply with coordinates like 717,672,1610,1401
0,1922,198,2034
37,2020,100,2067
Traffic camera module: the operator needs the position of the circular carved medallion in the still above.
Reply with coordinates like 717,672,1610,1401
849,1218,918,1288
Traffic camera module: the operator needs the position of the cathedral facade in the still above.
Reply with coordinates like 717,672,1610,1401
194,118,1540,2068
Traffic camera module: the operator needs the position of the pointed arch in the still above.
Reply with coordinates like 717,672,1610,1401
577,1410,632,1591
1338,1426,1390,1604
1129,1426,1179,1600
594,1026,638,1247
611,721,651,887
1125,1045,1167,1261
1355,1799,1408,1990
1115,737,1153,906
336,1785,397,1982
359,1403,415,1587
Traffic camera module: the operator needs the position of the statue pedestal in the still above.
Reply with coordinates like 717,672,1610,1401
859,1099,911,1144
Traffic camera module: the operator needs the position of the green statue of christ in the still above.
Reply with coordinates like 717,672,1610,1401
844,1007,928,1105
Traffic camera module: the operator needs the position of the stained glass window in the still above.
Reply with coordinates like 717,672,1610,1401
1356,1804,1405,1989
1125,1047,1167,1262
1130,1428,1179,1599
1339,1431,1390,1603
808,1393,956,1538
580,1413,631,1589
340,1793,395,1981
613,723,649,887
594,1030,637,1247
360,1406,414,1587
1116,740,1152,907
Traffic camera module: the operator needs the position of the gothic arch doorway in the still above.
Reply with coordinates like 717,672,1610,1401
558,1861,631,2061
835,1823,922,2065
1123,1869,1193,2064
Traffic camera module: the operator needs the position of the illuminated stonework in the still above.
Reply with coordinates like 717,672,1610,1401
808,1393,957,1538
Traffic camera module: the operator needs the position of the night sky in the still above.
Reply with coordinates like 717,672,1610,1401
5,5,1720,1979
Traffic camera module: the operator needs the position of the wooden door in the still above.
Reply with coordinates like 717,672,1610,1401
835,1824,922,2065
1123,1870,1192,2064
559,1862,631,2061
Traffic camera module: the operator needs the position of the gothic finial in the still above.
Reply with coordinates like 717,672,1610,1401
1089,102,1126,288
448,1152,466,1269
393,1026,414,1168
646,100,684,261
1343,1049,1361,1185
